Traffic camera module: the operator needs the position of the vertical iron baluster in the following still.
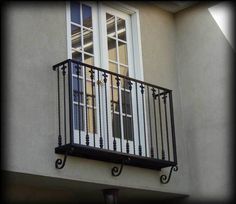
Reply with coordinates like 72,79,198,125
169,91,177,163
128,80,135,155
111,75,116,151
62,64,67,145
103,72,109,150
76,63,81,144
140,84,147,157
135,82,142,156
116,76,122,153
152,88,159,159
163,92,170,161
98,71,103,148
90,67,96,147
68,60,74,144
57,67,62,146
84,66,89,146
158,89,165,160
147,86,154,158
124,79,129,154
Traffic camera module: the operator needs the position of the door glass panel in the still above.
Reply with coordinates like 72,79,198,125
71,2,81,24
118,41,128,65
71,25,81,50
73,77,84,103
109,62,118,73
106,13,116,38
107,38,117,61
113,113,121,138
117,17,126,41
84,54,94,66
72,51,82,75
82,4,92,29
83,29,93,54
87,107,97,133
121,90,131,114
74,104,84,131
123,116,132,140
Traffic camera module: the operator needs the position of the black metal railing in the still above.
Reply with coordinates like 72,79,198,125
53,59,177,170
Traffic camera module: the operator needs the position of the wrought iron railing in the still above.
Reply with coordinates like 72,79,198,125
53,59,177,181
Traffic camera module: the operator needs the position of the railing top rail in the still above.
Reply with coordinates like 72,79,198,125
53,59,172,92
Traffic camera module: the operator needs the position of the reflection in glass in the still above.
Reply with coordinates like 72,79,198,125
71,25,81,50
121,90,131,114
71,2,81,24
120,65,129,88
106,13,116,38
107,37,117,61
73,77,84,103
86,80,96,106
123,116,133,140
74,104,84,131
72,51,82,75
118,41,128,65
109,62,118,73
87,107,97,133
117,17,126,41
111,88,119,112
82,4,92,28
84,54,94,65
83,29,93,54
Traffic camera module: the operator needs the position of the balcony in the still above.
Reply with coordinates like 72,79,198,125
53,59,177,180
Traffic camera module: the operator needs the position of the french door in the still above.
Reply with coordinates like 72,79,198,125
68,2,144,155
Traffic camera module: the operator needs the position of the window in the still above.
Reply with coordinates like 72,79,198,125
67,1,144,153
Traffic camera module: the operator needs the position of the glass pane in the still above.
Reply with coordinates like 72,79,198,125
107,37,117,61
70,2,81,24
84,54,94,65
112,113,121,138
71,25,81,50
111,87,119,112
123,116,133,140
121,90,131,114
118,41,128,65
87,107,97,133
120,65,129,88
117,17,126,41
86,80,96,106
72,51,82,75
74,104,84,131
109,62,118,73
106,13,115,38
82,4,92,29
73,77,84,103
83,29,93,54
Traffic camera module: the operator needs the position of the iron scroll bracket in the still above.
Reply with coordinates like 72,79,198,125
111,157,131,177
55,149,69,169
160,165,178,184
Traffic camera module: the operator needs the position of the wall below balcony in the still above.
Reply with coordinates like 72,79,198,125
175,2,233,202
3,1,191,202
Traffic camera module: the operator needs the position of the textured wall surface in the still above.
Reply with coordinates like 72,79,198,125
175,2,233,202
4,2,189,201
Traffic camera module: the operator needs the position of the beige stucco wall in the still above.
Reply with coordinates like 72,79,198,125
3,1,189,201
175,2,233,202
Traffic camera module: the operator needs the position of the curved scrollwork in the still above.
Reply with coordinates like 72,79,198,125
160,165,178,184
111,157,130,177
55,151,68,169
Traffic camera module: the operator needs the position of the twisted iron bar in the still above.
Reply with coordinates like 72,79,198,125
160,165,178,184
55,150,68,169
111,157,131,177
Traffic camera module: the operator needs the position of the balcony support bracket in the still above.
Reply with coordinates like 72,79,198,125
111,157,131,177
160,165,178,184
55,149,69,169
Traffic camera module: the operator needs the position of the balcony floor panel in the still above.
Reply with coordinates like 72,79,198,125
55,144,176,171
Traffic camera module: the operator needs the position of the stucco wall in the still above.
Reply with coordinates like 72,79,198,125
3,1,189,199
175,3,233,202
